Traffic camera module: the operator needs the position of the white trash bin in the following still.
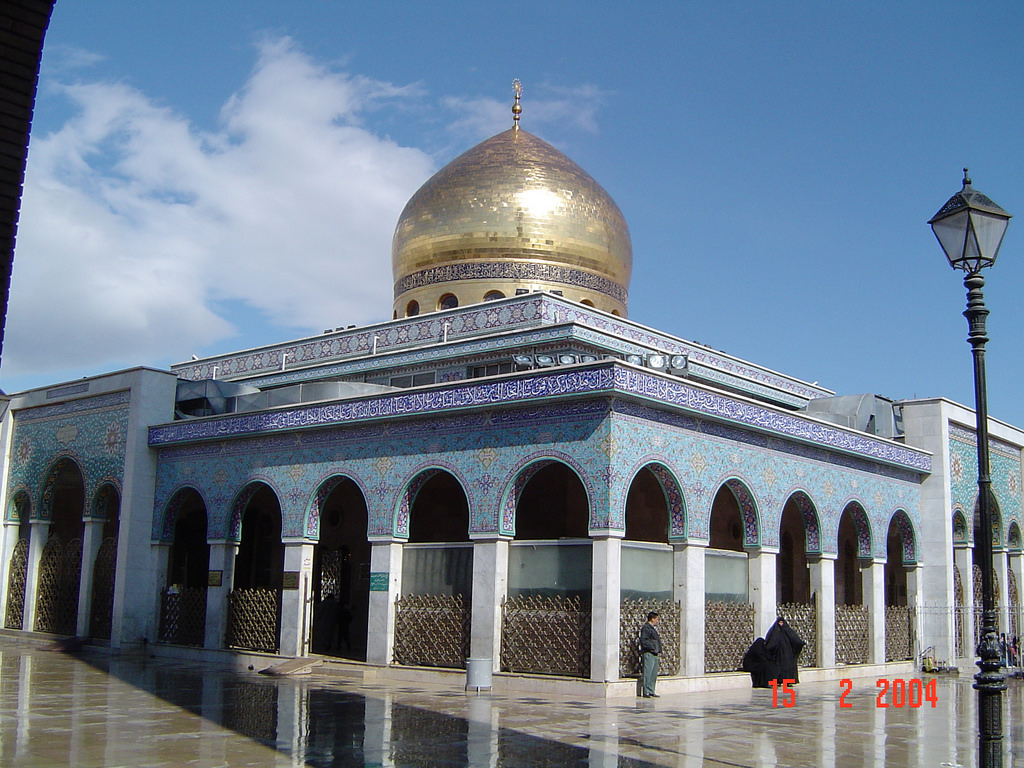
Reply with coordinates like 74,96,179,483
465,657,493,691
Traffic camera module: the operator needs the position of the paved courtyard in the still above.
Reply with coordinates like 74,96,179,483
0,641,1021,767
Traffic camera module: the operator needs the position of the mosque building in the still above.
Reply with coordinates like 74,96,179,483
0,87,1020,692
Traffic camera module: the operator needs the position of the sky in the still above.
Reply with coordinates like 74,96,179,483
4,1,1024,427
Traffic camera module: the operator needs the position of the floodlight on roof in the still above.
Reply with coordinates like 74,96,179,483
579,354,598,364
512,354,534,370
535,354,556,367
669,354,689,374
625,354,644,366
558,354,578,365
646,354,668,371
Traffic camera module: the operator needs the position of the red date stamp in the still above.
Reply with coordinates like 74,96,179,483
770,678,939,708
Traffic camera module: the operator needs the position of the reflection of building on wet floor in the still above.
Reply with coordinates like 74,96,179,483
0,644,1017,767
2,84,1024,693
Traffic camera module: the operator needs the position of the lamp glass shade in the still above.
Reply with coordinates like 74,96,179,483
930,174,1011,273
931,208,1009,273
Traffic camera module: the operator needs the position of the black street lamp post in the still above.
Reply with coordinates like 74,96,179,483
930,169,1012,768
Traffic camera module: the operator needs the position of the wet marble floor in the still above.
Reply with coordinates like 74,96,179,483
0,643,1021,767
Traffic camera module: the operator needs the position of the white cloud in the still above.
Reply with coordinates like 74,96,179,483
3,38,436,382
442,83,606,143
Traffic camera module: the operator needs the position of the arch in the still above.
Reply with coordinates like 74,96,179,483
228,480,282,542
509,456,598,540
885,511,914,608
838,500,872,558
500,454,592,537
716,478,760,548
778,491,818,605
438,293,458,311
836,502,871,607
953,507,969,546
305,474,369,540
887,509,917,565
160,485,211,543
784,490,821,555
166,488,210,589
91,481,122,521
1008,521,1022,552
483,290,505,301
407,470,470,544
233,484,283,591
623,461,686,541
974,492,1003,549
394,465,471,539
311,475,370,661
39,456,85,521
406,299,419,317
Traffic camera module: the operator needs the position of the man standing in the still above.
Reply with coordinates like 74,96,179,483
639,611,662,698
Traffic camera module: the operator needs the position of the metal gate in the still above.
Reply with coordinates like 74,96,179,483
159,586,207,646
704,600,754,673
501,595,591,678
777,599,817,667
393,594,469,669
619,598,680,677
226,588,281,653
3,538,28,630
835,604,869,664
885,605,914,661
34,537,82,635
89,537,117,639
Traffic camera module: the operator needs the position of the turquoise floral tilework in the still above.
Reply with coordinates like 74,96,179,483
6,392,130,520
607,402,920,559
152,390,923,561
949,425,1022,546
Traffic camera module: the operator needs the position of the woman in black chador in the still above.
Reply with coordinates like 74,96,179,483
742,637,779,688
765,615,805,683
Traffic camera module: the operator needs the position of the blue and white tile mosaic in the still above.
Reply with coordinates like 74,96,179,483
948,424,1022,546
6,392,130,521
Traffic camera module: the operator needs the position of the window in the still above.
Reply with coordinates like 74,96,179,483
406,300,419,317
469,362,513,378
389,372,436,388
484,290,505,301
438,294,458,311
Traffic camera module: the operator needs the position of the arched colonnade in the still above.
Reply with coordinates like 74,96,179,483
151,457,921,681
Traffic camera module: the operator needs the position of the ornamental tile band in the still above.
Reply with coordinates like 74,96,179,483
15,390,131,423
394,262,629,303
150,363,930,474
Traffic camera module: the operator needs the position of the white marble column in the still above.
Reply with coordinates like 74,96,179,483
362,693,393,767
748,547,778,638
954,545,974,660
674,542,705,677
994,549,1009,636
809,555,836,667
590,535,622,683
863,558,886,664
467,694,498,768
279,540,316,657
366,539,404,666
76,519,106,637
469,537,509,672
906,564,925,662
22,520,50,632
275,680,309,764
205,541,237,649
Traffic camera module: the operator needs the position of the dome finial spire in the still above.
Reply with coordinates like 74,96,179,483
512,79,522,129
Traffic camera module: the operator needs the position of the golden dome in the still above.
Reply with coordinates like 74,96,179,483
391,126,632,318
